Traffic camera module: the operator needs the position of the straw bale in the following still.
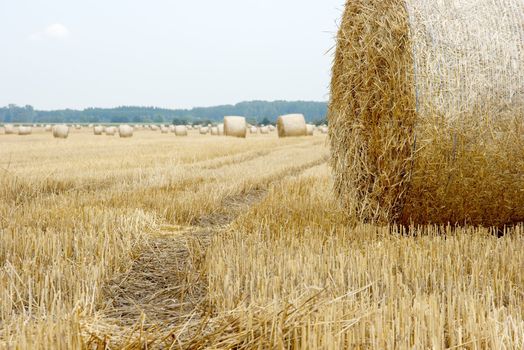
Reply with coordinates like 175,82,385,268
260,126,269,134
119,125,134,138
174,125,188,136
18,126,32,135
44,125,52,132
224,116,247,138
200,126,209,135
329,0,524,226
93,126,104,135
218,123,224,135
160,126,169,134
250,126,258,134
211,126,219,135
306,124,315,136
52,124,69,139
3,124,15,134
277,114,307,137
105,126,116,136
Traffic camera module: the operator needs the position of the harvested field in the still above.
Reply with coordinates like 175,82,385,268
0,129,522,349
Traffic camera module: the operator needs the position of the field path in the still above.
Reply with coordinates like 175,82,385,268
86,155,328,347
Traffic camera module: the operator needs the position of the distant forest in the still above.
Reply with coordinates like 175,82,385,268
0,101,328,125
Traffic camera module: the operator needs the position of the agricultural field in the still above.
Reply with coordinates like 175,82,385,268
0,127,523,349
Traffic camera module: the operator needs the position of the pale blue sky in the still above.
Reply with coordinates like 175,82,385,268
0,0,343,110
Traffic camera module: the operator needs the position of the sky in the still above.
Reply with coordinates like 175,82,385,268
0,0,344,110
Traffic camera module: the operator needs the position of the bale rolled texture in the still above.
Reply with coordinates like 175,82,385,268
18,126,32,135
174,125,188,136
119,125,134,138
277,114,307,138
52,125,69,139
105,126,116,136
329,0,524,227
93,126,104,135
224,116,247,138
3,124,15,134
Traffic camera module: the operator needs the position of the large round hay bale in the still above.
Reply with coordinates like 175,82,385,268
210,126,219,135
277,114,307,137
199,126,209,135
224,116,247,138
18,126,32,135
174,125,188,136
52,125,69,139
306,124,315,136
260,126,269,134
105,126,116,136
119,125,134,138
93,126,104,135
3,124,15,134
329,0,524,227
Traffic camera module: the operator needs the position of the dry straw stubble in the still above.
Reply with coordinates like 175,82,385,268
328,0,524,227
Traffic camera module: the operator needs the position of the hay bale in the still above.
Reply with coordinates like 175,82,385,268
199,126,209,135
306,124,315,136
329,0,524,227
224,116,247,138
52,125,69,139
260,126,269,134
217,123,224,135
250,126,258,134
320,126,328,134
277,114,307,137
160,126,169,134
268,125,276,132
3,124,15,134
93,126,104,135
174,125,188,136
151,125,159,131
18,126,32,135
119,125,134,138
44,125,52,132
105,126,116,136
211,126,219,135
169,125,176,132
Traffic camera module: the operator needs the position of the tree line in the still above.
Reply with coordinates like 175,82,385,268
0,101,327,125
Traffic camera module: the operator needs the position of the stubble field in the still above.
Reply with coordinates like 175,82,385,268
0,127,523,349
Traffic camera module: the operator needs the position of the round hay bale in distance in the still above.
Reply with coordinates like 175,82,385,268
329,0,524,227
93,126,104,135
260,126,269,134
18,126,32,135
306,124,315,136
3,124,15,134
277,114,307,138
210,126,219,135
52,125,69,139
105,126,116,136
224,116,247,138
174,125,188,136
119,125,134,138
199,126,209,135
